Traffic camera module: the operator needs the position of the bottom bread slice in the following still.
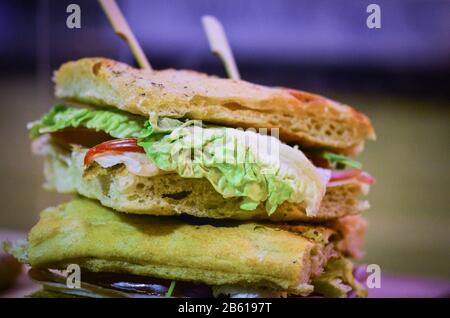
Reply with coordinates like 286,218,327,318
7,198,366,297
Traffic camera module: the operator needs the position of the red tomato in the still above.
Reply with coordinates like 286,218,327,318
84,138,145,166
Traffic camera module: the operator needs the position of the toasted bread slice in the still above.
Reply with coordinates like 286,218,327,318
54,58,375,154
14,198,365,295
43,146,369,222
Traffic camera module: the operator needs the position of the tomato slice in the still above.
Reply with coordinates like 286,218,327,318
84,138,145,166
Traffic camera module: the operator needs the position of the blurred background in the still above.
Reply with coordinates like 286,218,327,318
0,0,449,280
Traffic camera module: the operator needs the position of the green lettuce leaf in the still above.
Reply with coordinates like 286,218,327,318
146,113,184,134
320,151,362,169
138,121,319,215
312,258,367,298
28,105,151,139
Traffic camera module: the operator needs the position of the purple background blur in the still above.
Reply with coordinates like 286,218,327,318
1,0,449,95
0,0,449,283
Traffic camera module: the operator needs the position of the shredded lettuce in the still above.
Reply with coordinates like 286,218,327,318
138,121,323,215
320,151,362,169
312,258,367,298
146,113,184,134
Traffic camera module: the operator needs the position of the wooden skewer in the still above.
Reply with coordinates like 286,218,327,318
98,0,152,70
202,15,240,80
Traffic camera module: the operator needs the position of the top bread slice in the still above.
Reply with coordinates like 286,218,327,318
54,58,375,154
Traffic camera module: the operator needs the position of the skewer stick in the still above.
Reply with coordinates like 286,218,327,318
202,15,240,80
98,0,152,70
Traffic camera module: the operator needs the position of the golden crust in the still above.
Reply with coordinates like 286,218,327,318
54,58,375,154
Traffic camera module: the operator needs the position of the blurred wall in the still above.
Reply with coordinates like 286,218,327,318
0,0,449,279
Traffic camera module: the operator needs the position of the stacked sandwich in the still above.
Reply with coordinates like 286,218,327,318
7,58,375,298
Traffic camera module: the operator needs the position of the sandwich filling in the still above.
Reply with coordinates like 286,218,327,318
29,105,373,217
